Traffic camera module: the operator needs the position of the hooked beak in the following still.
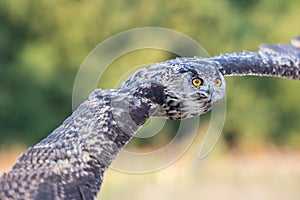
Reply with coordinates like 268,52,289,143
198,89,212,99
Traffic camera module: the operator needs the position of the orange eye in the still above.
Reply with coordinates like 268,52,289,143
214,78,222,87
192,78,203,87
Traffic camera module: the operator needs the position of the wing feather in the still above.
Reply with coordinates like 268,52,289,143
0,82,165,200
211,35,300,80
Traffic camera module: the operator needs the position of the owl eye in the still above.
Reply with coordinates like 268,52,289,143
192,77,203,87
214,78,222,87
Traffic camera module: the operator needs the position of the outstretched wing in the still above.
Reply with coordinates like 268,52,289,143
211,35,300,80
0,83,165,200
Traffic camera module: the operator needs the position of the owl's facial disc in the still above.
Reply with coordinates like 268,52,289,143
157,61,226,119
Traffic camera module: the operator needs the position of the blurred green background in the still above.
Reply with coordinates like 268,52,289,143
1,0,300,149
1,0,300,199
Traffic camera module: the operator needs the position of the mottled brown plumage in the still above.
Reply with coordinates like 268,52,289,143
0,36,299,200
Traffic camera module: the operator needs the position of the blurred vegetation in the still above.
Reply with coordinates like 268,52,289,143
0,0,300,149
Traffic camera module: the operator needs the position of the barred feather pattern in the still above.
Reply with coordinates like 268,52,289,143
0,83,165,200
1,35,300,200
212,36,300,80
174,36,300,80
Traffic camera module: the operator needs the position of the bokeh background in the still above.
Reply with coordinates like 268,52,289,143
1,0,300,199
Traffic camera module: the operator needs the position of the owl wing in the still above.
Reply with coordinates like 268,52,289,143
211,35,300,80
0,82,165,200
